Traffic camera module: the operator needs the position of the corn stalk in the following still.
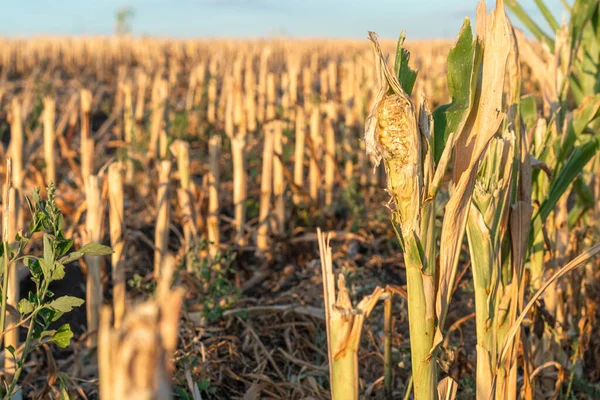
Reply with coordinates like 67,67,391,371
465,133,515,399
366,2,513,398
318,229,383,400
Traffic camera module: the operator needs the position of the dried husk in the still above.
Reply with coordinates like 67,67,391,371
365,31,422,242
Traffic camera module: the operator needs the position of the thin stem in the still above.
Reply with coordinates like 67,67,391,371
0,159,12,347
5,279,51,398
5,308,36,399
384,294,393,400
402,375,413,400
0,311,36,339
0,249,9,348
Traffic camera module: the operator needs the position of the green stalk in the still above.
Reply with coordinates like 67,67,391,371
465,134,515,399
404,239,436,400
493,292,513,399
466,214,496,398
386,158,437,400
404,188,438,400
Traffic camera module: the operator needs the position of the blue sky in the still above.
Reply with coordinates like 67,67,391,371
0,0,569,39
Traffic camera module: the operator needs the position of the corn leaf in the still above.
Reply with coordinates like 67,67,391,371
435,0,512,351
537,135,599,222
432,18,479,164
534,0,561,32
393,31,418,96
556,94,600,167
506,0,555,50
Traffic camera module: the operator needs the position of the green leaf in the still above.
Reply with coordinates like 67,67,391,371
393,31,418,96
25,195,35,217
432,18,480,163
51,310,65,323
537,136,599,223
57,213,65,232
31,187,41,205
43,233,54,273
521,94,538,130
39,260,51,280
79,243,113,256
173,386,192,400
48,296,85,313
27,258,43,279
506,0,555,51
59,252,84,265
18,299,35,315
568,204,587,229
573,176,595,208
197,379,211,391
30,211,45,233
5,345,16,360
534,0,560,32
570,0,598,55
50,324,74,348
56,239,74,257
40,329,55,340
558,95,600,166
51,262,66,282
16,232,30,255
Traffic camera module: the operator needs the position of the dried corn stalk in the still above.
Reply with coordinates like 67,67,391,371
257,123,274,254
170,141,197,267
108,164,126,328
324,103,336,206
99,256,184,400
4,186,19,374
154,161,172,279
318,228,383,400
273,121,285,234
309,107,321,203
43,96,56,184
80,89,93,183
293,107,306,205
232,131,248,246
84,175,104,345
207,136,221,259
9,99,23,191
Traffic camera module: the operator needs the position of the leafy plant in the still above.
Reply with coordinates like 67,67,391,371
0,183,112,398
186,238,239,322
127,273,157,294
337,181,366,232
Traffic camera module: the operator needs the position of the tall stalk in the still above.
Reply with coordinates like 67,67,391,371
366,2,513,398
465,134,515,399
366,32,437,399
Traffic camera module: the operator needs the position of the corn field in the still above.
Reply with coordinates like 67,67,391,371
0,0,599,399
